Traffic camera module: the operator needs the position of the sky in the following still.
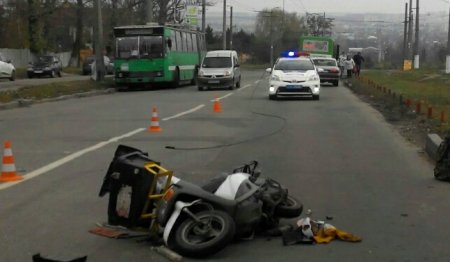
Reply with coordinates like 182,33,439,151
207,0,450,14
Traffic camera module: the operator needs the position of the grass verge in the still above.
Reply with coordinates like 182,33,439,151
0,79,114,104
352,69,450,135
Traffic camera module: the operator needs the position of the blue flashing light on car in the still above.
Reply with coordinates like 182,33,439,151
280,50,310,58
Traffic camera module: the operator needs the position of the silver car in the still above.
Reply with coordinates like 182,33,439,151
197,50,241,91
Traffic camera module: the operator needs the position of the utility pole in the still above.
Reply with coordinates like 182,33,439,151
146,0,153,23
202,0,206,32
229,6,233,50
270,10,274,67
414,0,419,69
407,0,413,60
403,2,408,62
94,0,105,81
323,12,326,36
446,3,450,73
222,0,226,50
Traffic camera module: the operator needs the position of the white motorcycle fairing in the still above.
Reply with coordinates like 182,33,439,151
163,200,200,244
162,172,253,244
214,172,250,200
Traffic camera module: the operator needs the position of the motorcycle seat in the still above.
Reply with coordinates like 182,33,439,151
200,173,228,193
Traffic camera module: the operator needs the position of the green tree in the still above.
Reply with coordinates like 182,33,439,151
305,13,334,36
253,8,306,63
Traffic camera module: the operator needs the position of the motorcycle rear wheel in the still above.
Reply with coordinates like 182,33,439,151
274,195,303,218
169,210,236,258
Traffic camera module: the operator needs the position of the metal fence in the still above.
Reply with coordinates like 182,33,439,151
0,48,72,68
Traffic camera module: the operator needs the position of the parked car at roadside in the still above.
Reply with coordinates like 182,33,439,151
0,52,16,81
311,57,340,86
82,55,114,75
27,55,63,78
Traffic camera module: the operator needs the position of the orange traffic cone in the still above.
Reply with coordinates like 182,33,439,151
148,107,162,133
213,98,222,113
0,141,23,182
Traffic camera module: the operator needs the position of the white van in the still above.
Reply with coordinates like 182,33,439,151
197,50,241,91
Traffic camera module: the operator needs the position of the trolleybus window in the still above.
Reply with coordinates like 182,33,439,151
117,37,138,59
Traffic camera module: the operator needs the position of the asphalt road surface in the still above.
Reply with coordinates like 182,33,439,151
0,69,448,262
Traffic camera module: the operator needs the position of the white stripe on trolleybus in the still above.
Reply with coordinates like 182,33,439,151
168,65,196,71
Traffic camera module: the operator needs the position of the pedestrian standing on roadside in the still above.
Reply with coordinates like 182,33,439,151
352,52,365,77
338,52,346,78
344,56,355,78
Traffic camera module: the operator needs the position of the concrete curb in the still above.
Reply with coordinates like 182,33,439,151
425,134,443,161
0,88,116,110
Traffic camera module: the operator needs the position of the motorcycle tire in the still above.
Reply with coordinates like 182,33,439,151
169,210,236,258
274,195,303,218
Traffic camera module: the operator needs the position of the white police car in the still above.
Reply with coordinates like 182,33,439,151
266,51,321,100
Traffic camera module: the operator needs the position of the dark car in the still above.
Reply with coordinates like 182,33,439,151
312,57,340,86
27,55,63,78
82,55,114,75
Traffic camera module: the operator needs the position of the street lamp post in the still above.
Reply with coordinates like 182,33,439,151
229,6,233,50
94,0,105,81
222,0,226,50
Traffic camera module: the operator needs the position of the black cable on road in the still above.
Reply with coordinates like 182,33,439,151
165,70,288,151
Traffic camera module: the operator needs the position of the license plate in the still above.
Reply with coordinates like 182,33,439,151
208,80,220,84
286,85,301,89
34,71,43,73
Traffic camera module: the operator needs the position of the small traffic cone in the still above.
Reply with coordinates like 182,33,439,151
213,98,222,113
148,107,162,133
0,141,23,182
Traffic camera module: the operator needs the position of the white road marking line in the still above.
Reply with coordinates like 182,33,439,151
255,80,260,84
237,84,251,91
210,93,234,102
0,97,242,190
162,105,205,121
0,128,146,190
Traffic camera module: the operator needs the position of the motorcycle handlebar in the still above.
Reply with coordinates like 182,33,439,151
232,160,260,179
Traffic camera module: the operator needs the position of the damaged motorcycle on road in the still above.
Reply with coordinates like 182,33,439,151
99,145,303,258
158,160,303,257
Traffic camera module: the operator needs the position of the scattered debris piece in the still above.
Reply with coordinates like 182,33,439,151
89,222,148,239
32,253,87,262
282,217,362,245
151,246,183,262
89,226,129,239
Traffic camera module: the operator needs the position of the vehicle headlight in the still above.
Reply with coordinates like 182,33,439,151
224,70,231,76
308,75,319,81
199,70,204,76
120,63,129,71
44,67,51,71
271,75,281,81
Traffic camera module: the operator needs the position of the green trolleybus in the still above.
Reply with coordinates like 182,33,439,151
113,24,206,88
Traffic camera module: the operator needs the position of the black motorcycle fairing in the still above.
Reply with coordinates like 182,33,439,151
99,145,157,197
98,145,161,228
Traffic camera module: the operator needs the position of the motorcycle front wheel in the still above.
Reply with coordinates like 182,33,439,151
274,195,303,218
169,210,236,258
